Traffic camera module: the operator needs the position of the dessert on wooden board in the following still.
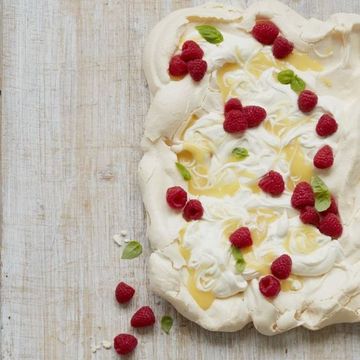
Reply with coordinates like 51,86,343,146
139,1,360,335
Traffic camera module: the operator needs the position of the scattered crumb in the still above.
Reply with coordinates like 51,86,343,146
91,344,101,353
102,340,112,349
113,234,122,246
124,238,130,243
120,230,128,236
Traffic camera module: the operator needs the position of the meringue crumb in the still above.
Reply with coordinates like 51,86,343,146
124,238,130,243
113,234,122,246
120,230,128,236
91,344,101,353
102,340,112,349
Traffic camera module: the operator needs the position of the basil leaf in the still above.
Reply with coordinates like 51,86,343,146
161,315,173,334
231,246,246,274
291,75,306,93
277,69,294,84
121,241,142,259
176,162,191,181
232,147,249,161
195,25,223,44
311,175,331,212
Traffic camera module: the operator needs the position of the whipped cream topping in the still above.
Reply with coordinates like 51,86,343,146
140,1,360,334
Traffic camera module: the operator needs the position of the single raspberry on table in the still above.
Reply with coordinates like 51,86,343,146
131,306,156,328
180,40,204,62
259,275,281,298
272,36,294,59
242,105,267,128
229,227,253,249
251,21,279,45
223,110,248,133
313,145,334,169
300,206,320,226
114,334,138,355
166,186,187,210
183,199,204,221
298,90,318,113
224,98,243,114
258,170,285,196
115,282,135,304
320,195,339,216
271,254,292,280
316,114,338,137
187,59,207,81
318,213,343,239
168,55,188,77
291,182,315,209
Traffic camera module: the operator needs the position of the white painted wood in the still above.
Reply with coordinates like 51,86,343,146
1,1,359,359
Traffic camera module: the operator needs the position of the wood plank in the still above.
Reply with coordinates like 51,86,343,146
1,1,359,359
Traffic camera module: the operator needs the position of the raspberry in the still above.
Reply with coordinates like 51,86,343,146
114,334,138,355
271,254,292,280
291,182,315,209
318,213,343,239
115,282,135,304
300,206,320,226
180,40,204,62
320,195,339,216
183,199,204,221
316,114,338,137
166,186,187,210
272,36,294,59
224,98,243,114
251,21,279,45
313,145,334,169
223,110,248,133
298,90,318,113
258,170,285,196
187,59,207,82
229,227,253,249
131,306,156,328
259,275,281,298
242,105,267,128
168,55,188,77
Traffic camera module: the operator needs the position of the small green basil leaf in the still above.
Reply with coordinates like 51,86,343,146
232,147,249,161
161,315,173,334
290,75,306,93
277,69,295,84
121,241,142,259
176,162,191,181
195,25,224,44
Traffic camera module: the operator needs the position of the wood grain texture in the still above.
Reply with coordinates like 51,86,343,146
1,1,359,359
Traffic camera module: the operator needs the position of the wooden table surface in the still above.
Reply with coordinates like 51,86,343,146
2,0,360,359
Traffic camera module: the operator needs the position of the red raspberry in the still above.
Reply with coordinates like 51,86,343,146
316,114,338,137
258,170,285,196
115,282,135,304
166,186,187,210
242,105,267,128
313,145,334,169
271,254,292,280
298,90,318,113
229,227,253,249
251,21,279,45
114,334,138,355
291,182,315,209
272,36,294,59
183,199,204,221
320,195,339,216
224,98,242,114
181,40,204,62
187,59,207,82
318,213,343,239
300,206,320,226
223,110,248,133
168,55,188,77
259,275,281,298
131,306,156,328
